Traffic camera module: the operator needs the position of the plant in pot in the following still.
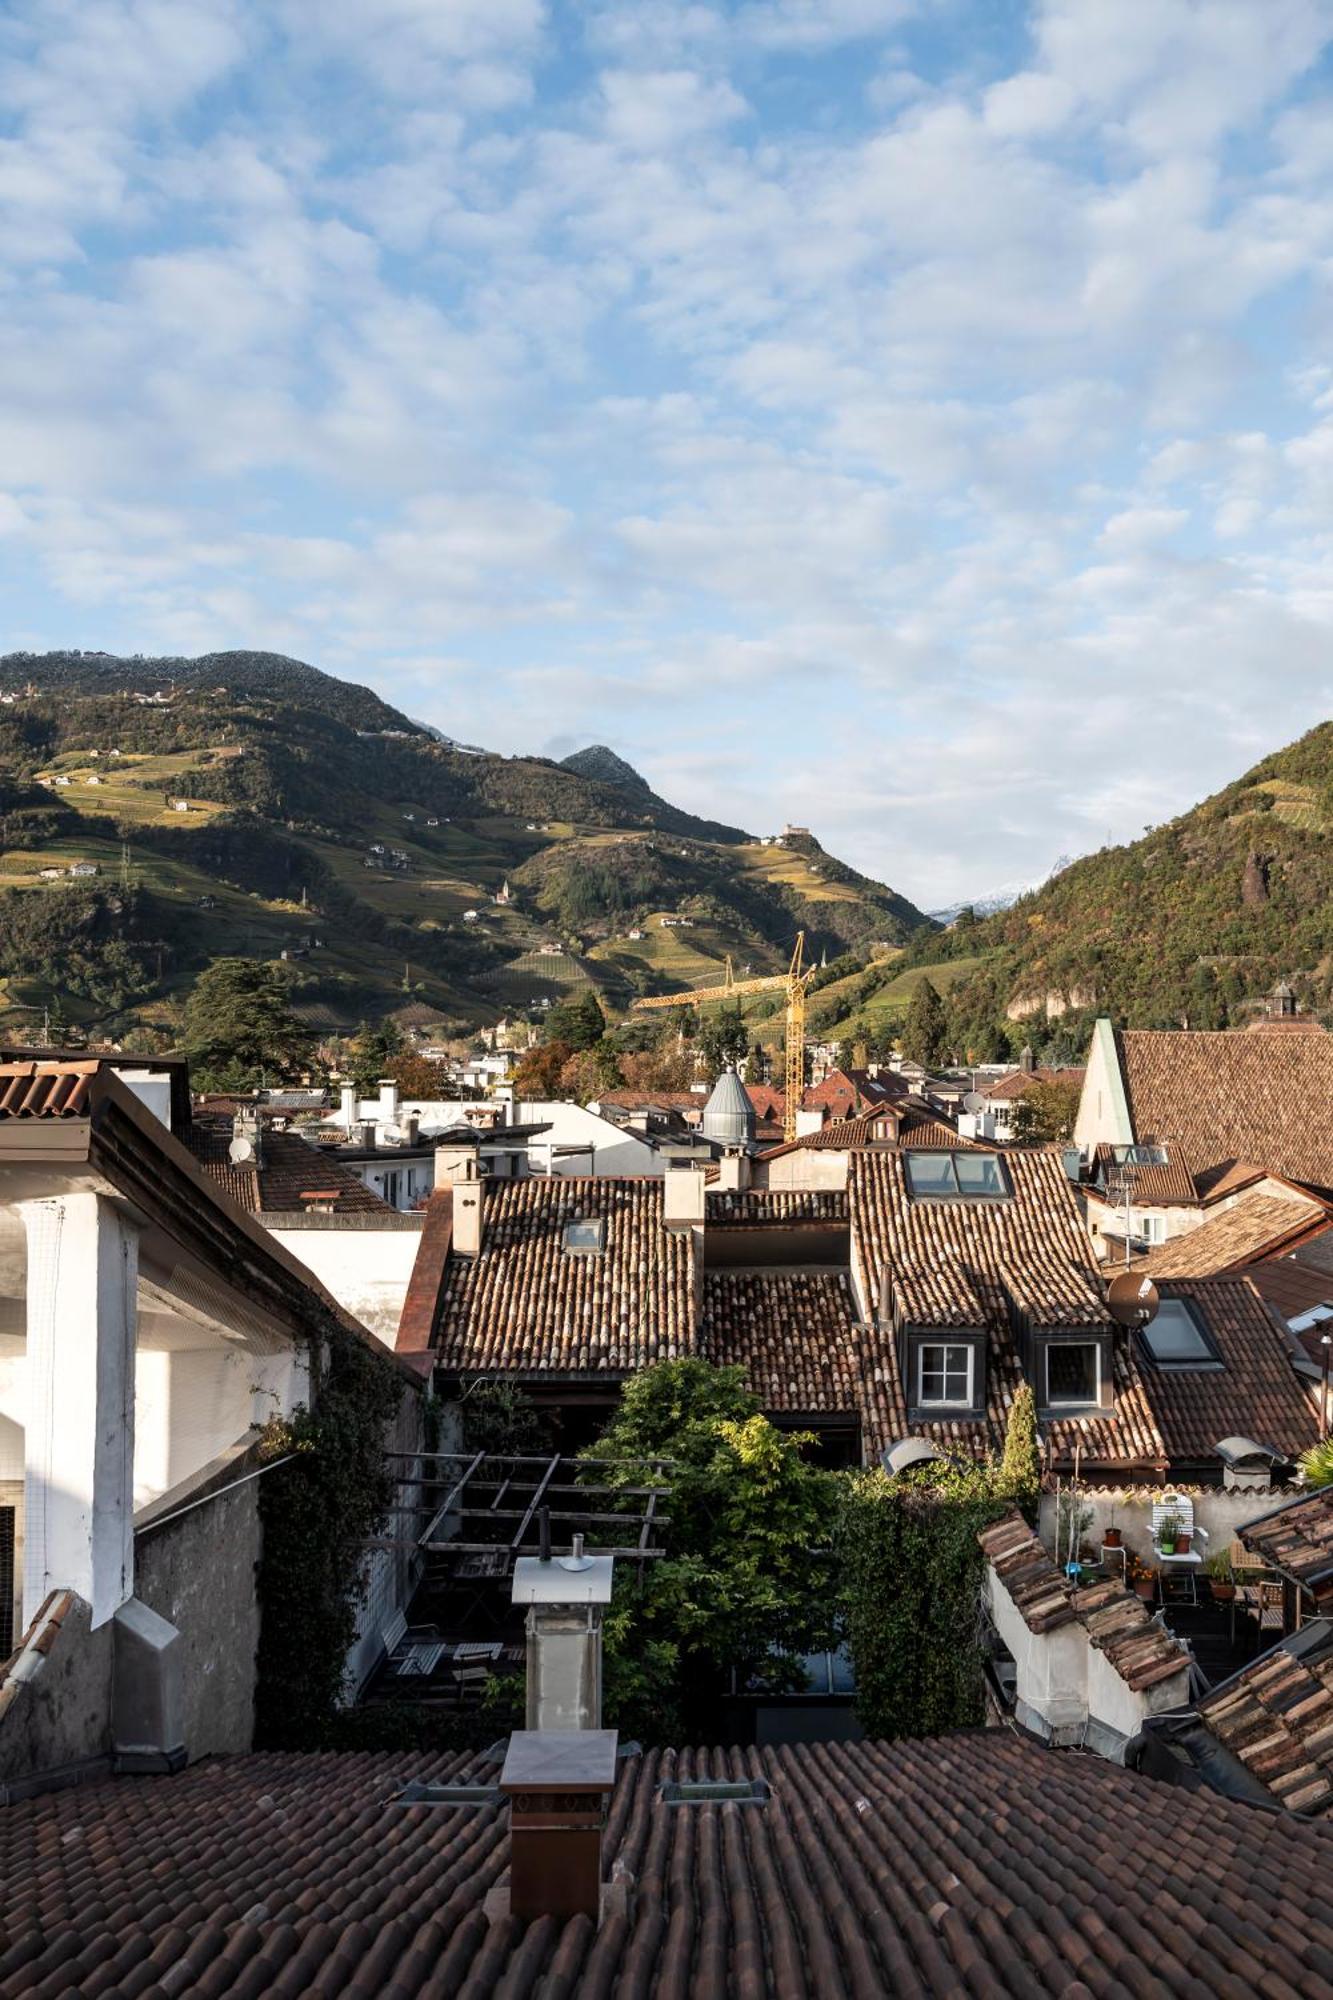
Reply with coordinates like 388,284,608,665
1103,1501,1122,1550
1205,1549,1234,1602
1158,1513,1181,1555
1125,1551,1155,1602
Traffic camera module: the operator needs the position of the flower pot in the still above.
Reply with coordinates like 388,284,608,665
1103,1527,1122,1548
1176,1533,1192,1556
1133,1579,1156,1601
1210,1581,1235,1603
1160,1540,1176,1555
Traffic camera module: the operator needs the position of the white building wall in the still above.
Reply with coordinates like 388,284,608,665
517,1102,666,1177
133,1345,310,1511
268,1226,422,1345
1074,1018,1133,1157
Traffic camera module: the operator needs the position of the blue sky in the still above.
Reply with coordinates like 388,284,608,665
6,1,1333,905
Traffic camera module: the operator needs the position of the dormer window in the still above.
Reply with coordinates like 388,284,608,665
562,1217,605,1254
1044,1341,1100,1407
1138,1297,1223,1371
904,1152,1011,1201
917,1342,974,1408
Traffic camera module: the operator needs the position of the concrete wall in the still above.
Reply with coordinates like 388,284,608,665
0,1595,113,1795
986,1568,1088,1739
763,1150,851,1191
134,1468,264,1760
269,1220,423,1346
518,1102,665,1177
1038,1484,1303,1567
132,1345,309,1510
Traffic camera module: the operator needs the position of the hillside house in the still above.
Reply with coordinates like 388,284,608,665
67,862,98,879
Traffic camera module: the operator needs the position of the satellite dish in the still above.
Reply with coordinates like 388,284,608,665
962,1091,986,1115
228,1134,255,1165
1107,1271,1159,1329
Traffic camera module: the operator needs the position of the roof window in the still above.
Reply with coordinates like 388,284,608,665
1138,1297,1224,1370
562,1217,606,1254
1112,1143,1168,1167
905,1151,1011,1201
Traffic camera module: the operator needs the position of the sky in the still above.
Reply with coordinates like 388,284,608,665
6,3,1333,908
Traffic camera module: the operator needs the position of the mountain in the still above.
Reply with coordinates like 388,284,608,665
0,650,932,1043
830,722,1333,1059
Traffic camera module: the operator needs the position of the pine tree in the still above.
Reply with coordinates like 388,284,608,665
901,977,947,1066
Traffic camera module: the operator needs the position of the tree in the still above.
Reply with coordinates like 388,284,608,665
585,1360,836,1742
183,957,313,1091
997,1384,1040,1511
546,987,605,1051
558,1040,624,1102
698,1003,748,1081
512,1038,574,1097
900,977,947,1066
347,1017,405,1093
743,1040,768,1085
619,1044,696,1092
1009,1078,1081,1145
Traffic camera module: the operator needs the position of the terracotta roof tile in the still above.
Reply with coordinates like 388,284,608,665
5,1733,1331,1997
0,1059,99,1118
184,1117,392,1216
1241,1488,1333,1608
704,1189,848,1224
1137,1193,1329,1277
701,1269,860,1411
1093,1140,1201,1205
432,1177,694,1375
1199,1620,1333,1816
1118,1025,1333,1190
1132,1278,1320,1465
1244,1254,1333,1322
981,1066,1084,1103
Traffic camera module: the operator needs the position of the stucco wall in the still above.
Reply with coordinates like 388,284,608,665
0,1595,113,1794
764,1151,851,1191
1038,1485,1302,1567
519,1102,666,1177
134,1472,264,1761
269,1221,423,1345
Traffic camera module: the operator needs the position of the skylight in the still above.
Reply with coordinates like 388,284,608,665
562,1217,606,1253
904,1151,1011,1200
1138,1298,1223,1370
1112,1143,1168,1167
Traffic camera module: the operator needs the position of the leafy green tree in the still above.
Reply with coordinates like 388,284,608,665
900,977,947,1066
586,1360,836,1741
183,957,313,1091
698,1003,748,1081
347,1017,405,1092
996,1384,1040,1512
1009,1078,1081,1145
546,987,606,1050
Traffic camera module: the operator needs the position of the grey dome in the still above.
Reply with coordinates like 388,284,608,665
702,1064,755,1148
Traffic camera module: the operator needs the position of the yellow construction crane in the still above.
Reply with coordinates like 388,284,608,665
631,933,814,1142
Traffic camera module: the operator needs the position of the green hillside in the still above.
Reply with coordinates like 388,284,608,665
849,722,1333,1062
0,650,931,1043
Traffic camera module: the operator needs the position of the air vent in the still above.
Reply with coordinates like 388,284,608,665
389,1781,501,1809
660,1778,770,1807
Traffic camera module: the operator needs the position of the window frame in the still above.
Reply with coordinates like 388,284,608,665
562,1217,607,1255
1042,1338,1103,1411
916,1340,975,1410
1137,1296,1225,1372
903,1150,1013,1202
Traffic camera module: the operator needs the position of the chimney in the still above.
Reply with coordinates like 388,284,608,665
339,1081,357,1130
500,1728,618,1923
513,1532,614,1731
452,1158,484,1255
358,1118,378,1150
715,1149,751,1192
404,1112,420,1147
378,1077,399,1126
663,1162,707,1227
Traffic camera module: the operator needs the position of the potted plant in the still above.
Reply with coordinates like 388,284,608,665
1158,1513,1180,1554
1176,1524,1192,1556
1206,1549,1234,1603
1103,1502,1122,1550
1125,1552,1155,1602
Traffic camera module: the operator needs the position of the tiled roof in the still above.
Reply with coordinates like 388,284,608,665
6,1733,1331,1998
1092,1140,1200,1206
704,1189,848,1224
898,1107,973,1148
1136,1193,1329,1277
700,1269,860,1411
981,1065,1085,1103
432,1177,694,1374
1244,1254,1333,1322
0,1058,98,1117
1241,1488,1333,1606
1194,1158,1268,1203
979,1509,1190,1690
1133,1279,1320,1465
1117,1025,1333,1190
850,1149,1166,1469
184,1116,392,1215
1198,1620,1333,1817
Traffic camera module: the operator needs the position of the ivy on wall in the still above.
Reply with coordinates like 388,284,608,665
253,1320,404,1751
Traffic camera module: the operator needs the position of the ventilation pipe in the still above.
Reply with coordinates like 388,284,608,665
512,1525,614,1731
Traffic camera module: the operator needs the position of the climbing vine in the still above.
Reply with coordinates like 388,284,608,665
836,1461,1009,1741
253,1319,404,1751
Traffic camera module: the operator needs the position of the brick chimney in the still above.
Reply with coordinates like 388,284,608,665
499,1729,618,1923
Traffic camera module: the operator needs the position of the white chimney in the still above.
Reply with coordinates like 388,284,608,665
339,1081,357,1130
378,1077,399,1126
512,1537,614,1731
663,1163,707,1227
715,1151,751,1192
452,1160,484,1255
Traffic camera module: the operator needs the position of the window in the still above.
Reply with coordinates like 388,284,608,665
562,1217,606,1254
1045,1342,1100,1407
904,1151,1011,1200
1112,1143,1168,1167
1138,1297,1223,1370
1142,1214,1166,1246
918,1342,974,1407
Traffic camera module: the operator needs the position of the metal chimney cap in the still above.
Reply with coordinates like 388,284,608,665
512,1554,615,1605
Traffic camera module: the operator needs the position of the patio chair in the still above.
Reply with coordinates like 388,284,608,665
1251,1581,1285,1652
1151,1496,1208,1606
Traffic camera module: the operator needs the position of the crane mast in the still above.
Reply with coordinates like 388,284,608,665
630,932,813,1142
